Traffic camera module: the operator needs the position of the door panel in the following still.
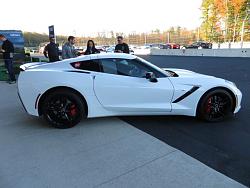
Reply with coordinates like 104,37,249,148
93,73,174,112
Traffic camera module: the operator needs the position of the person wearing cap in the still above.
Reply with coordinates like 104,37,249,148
115,36,130,54
43,37,60,62
0,34,16,84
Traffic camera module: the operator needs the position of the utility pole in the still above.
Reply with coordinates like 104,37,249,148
225,0,229,42
197,28,200,41
240,4,249,49
240,15,246,48
167,32,170,43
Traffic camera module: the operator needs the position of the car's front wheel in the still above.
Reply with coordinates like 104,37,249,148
197,89,234,122
41,90,85,129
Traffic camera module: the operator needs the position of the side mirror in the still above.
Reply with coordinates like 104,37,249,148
145,72,153,79
145,72,158,83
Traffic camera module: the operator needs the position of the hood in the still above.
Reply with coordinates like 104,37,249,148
162,68,214,78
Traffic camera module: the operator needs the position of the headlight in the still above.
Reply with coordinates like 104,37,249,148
225,80,236,87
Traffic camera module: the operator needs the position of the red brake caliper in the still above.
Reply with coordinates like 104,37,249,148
206,97,212,113
69,104,77,116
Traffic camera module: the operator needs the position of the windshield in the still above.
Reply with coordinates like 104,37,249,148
136,57,171,77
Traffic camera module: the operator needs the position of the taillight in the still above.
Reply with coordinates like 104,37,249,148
71,62,81,69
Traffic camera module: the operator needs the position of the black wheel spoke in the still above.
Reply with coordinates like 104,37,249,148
203,92,232,121
45,95,80,125
220,99,229,106
218,110,225,117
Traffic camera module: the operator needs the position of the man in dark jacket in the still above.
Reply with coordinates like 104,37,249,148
43,37,60,62
115,36,129,54
0,34,16,84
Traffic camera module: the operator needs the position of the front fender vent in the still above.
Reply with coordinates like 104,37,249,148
173,86,200,103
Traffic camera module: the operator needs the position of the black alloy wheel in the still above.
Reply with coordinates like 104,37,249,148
198,89,234,122
42,90,85,128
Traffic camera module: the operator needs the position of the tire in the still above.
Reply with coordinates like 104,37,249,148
197,89,234,122
41,89,85,129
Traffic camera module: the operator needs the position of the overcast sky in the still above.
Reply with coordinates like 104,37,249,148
1,0,202,36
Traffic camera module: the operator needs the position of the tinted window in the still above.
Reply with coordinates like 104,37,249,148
71,60,100,72
99,58,165,78
101,59,118,74
129,58,166,78
117,59,151,78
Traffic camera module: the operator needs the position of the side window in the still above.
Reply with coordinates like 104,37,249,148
135,58,166,78
116,59,150,78
116,59,165,78
99,58,165,78
100,59,118,74
71,60,100,72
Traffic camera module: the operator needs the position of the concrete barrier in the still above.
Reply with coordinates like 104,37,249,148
150,48,250,58
213,42,250,49
134,48,151,55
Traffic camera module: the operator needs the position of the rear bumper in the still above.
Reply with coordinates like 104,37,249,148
17,90,28,113
17,73,40,117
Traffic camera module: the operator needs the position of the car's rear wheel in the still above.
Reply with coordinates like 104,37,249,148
41,90,85,129
198,89,234,122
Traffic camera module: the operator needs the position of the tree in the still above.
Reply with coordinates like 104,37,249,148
201,0,214,41
200,0,249,42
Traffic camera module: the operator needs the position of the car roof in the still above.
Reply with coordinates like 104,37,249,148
74,53,136,60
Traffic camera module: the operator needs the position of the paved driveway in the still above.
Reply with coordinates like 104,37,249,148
0,82,245,188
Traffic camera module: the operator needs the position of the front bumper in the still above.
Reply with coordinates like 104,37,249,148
234,88,242,114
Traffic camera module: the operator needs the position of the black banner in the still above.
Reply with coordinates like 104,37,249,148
48,25,55,38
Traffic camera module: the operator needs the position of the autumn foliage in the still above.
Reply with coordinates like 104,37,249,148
200,0,249,42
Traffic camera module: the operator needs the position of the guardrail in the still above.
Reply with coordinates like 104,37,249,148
150,48,250,58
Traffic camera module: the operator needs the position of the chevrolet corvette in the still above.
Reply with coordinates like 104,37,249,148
18,53,242,128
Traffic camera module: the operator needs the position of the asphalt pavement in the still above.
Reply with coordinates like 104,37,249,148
122,55,250,186
0,82,244,188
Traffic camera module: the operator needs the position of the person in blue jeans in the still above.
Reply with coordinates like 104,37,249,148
0,34,16,84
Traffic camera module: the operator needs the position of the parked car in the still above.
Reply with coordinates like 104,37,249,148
183,41,212,49
18,53,242,129
149,43,171,49
106,46,115,53
106,46,134,54
166,43,180,49
95,46,106,53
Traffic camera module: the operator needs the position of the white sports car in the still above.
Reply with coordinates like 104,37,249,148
18,53,242,129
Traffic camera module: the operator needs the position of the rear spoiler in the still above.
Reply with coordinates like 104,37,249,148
20,62,47,71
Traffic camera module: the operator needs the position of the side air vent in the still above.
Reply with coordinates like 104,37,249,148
173,86,200,103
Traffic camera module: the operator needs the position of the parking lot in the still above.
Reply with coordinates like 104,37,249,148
0,55,249,187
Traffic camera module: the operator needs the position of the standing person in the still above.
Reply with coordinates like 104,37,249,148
43,37,60,62
62,36,78,59
0,34,16,84
84,40,100,55
115,36,129,54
